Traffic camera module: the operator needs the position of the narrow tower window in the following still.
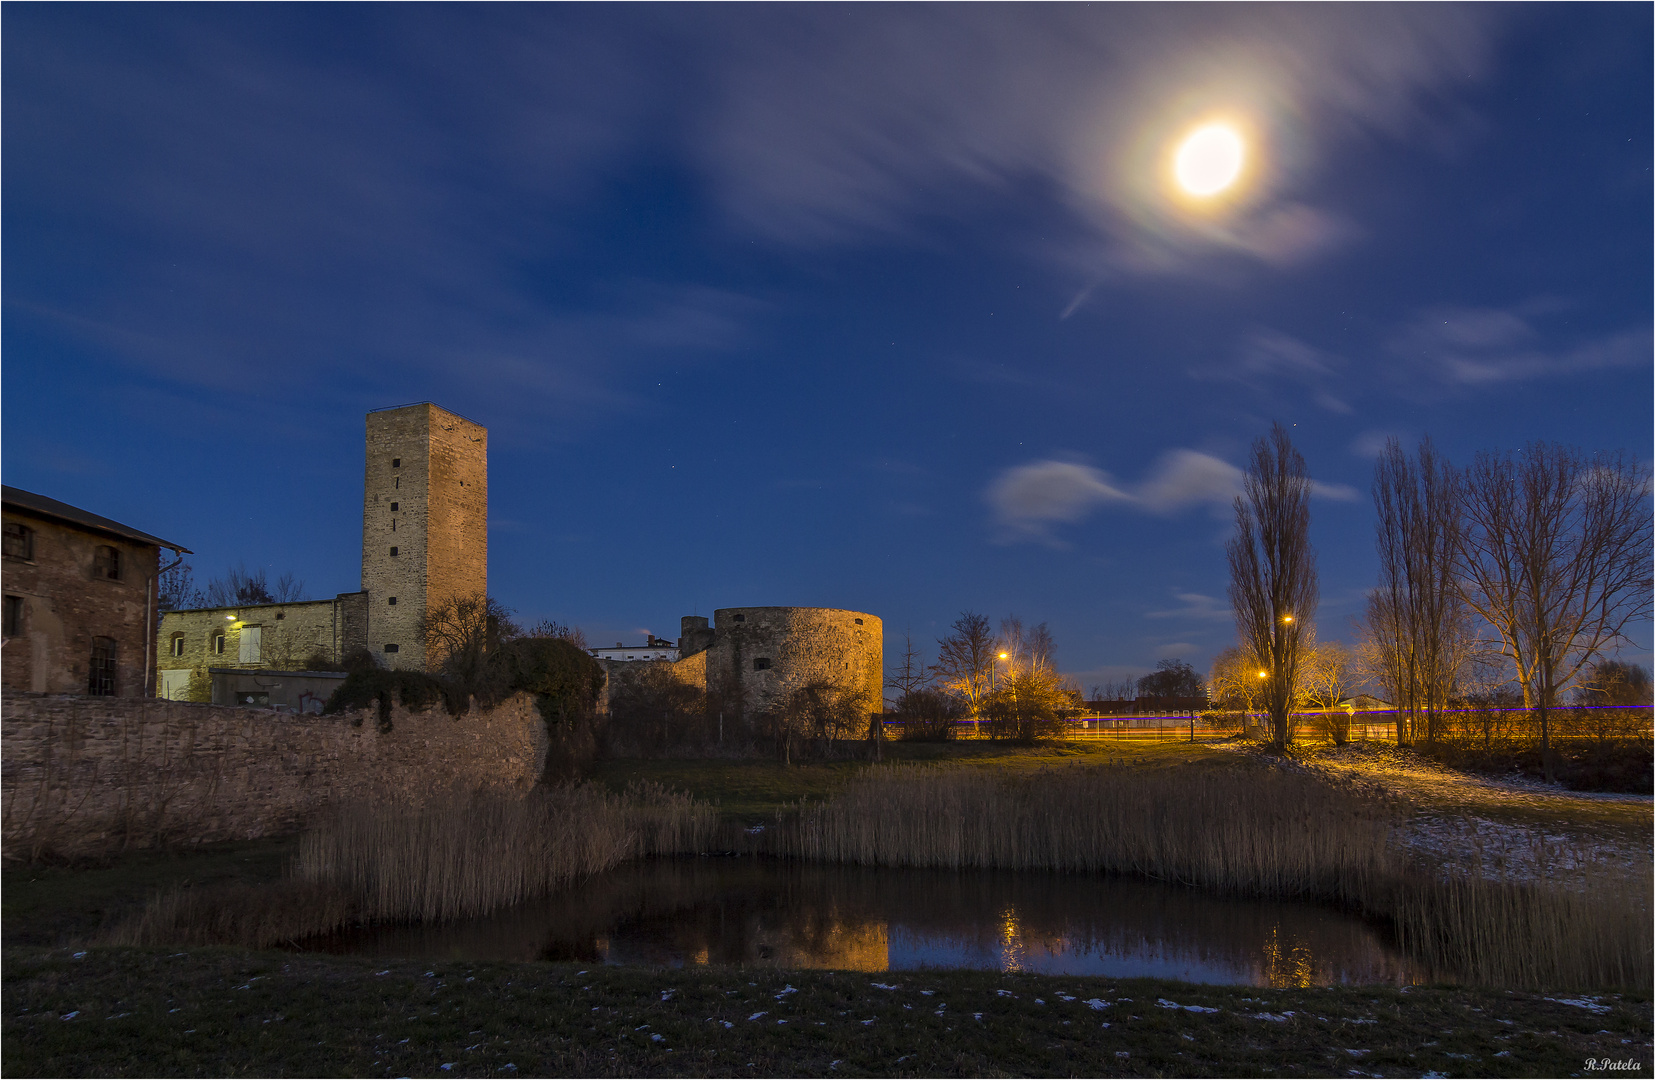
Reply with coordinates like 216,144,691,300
389,547,398,556
753,657,771,671
392,458,401,468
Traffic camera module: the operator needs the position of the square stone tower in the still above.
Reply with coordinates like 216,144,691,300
362,403,487,671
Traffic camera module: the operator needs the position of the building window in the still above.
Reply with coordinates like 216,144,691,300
170,633,185,657
212,632,225,655
388,596,397,606
392,458,401,468
93,545,121,580
3,595,21,636
733,614,745,622
389,546,398,556
275,612,285,620
88,637,117,696
391,519,396,532
394,477,400,489
390,502,399,511
238,625,262,664
854,618,863,625
753,657,771,671
384,643,400,653
3,522,34,560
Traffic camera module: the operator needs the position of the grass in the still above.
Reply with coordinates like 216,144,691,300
1,839,299,948
590,738,1227,824
5,946,1649,1078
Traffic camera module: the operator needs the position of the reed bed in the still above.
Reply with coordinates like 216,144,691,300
777,763,1400,902
774,762,1652,989
296,782,717,923
1391,865,1653,989
102,880,360,949
105,781,717,948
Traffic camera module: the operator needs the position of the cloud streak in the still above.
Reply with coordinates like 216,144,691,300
987,448,1357,542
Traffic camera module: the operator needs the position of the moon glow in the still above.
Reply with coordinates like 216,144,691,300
1173,124,1245,197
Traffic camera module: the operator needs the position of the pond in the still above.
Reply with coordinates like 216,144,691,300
302,858,1428,986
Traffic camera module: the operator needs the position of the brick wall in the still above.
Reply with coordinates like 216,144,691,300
1,691,548,861
2,511,162,698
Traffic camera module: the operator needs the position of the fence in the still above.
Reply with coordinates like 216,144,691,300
886,705,1652,745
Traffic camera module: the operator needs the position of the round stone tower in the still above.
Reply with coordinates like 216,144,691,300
698,606,882,716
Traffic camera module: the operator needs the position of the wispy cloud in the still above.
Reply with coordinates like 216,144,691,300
1387,305,1650,390
1146,592,1231,622
987,448,1356,542
688,6,1498,264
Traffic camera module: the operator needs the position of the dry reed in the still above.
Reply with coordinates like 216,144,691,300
775,762,1652,989
296,782,717,923
104,781,717,948
1391,866,1653,989
102,880,359,949
777,763,1400,901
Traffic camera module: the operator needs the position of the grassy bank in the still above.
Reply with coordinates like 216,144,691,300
6,946,1649,1078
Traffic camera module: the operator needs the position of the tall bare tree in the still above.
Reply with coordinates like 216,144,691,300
885,631,932,706
1226,423,1319,748
933,611,995,715
420,593,521,700
1365,437,1473,743
1456,443,1652,777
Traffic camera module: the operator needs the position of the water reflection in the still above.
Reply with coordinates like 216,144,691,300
302,858,1427,985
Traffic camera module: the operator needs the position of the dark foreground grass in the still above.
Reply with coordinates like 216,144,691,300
5,946,1649,1078
590,739,1223,824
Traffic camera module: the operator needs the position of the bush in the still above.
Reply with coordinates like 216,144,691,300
980,670,1073,742
603,665,711,757
891,688,965,741
496,636,606,727
323,668,464,729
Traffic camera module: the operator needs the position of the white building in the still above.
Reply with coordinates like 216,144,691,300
590,635,678,663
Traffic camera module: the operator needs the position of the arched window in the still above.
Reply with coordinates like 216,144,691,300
93,545,121,580
88,636,117,695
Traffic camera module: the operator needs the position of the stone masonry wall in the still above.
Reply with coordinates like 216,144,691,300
1,690,548,861
2,511,162,698
159,598,354,701
704,607,883,716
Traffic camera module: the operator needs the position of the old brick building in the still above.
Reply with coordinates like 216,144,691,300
158,403,487,698
2,486,191,698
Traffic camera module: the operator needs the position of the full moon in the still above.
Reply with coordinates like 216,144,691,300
1173,124,1245,197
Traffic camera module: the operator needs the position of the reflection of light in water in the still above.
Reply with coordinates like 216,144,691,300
998,906,1026,972
1262,924,1317,988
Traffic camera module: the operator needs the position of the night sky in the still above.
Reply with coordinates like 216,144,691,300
5,5,1650,688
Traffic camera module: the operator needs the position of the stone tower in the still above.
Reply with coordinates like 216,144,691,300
361,403,488,671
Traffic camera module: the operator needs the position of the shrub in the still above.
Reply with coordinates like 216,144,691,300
323,668,464,729
891,688,965,741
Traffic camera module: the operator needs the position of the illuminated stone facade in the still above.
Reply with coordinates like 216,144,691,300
362,403,488,671
680,607,883,714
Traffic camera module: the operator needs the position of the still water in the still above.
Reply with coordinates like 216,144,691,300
304,858,1426,986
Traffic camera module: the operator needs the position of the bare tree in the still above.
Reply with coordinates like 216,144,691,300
204,562,306,606
1137,658,1204,701
525,619,589,650
1298,637,1357,745
933,611,995,715
420,593,522,701
1456,443,1653,777
1226,423,1319,749
1365,437,1473,744
1208,645,1267,732
885,631,932,707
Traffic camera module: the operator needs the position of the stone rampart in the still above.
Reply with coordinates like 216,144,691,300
1,691,547,861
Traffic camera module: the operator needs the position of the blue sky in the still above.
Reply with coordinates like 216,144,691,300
5,5,1650,688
